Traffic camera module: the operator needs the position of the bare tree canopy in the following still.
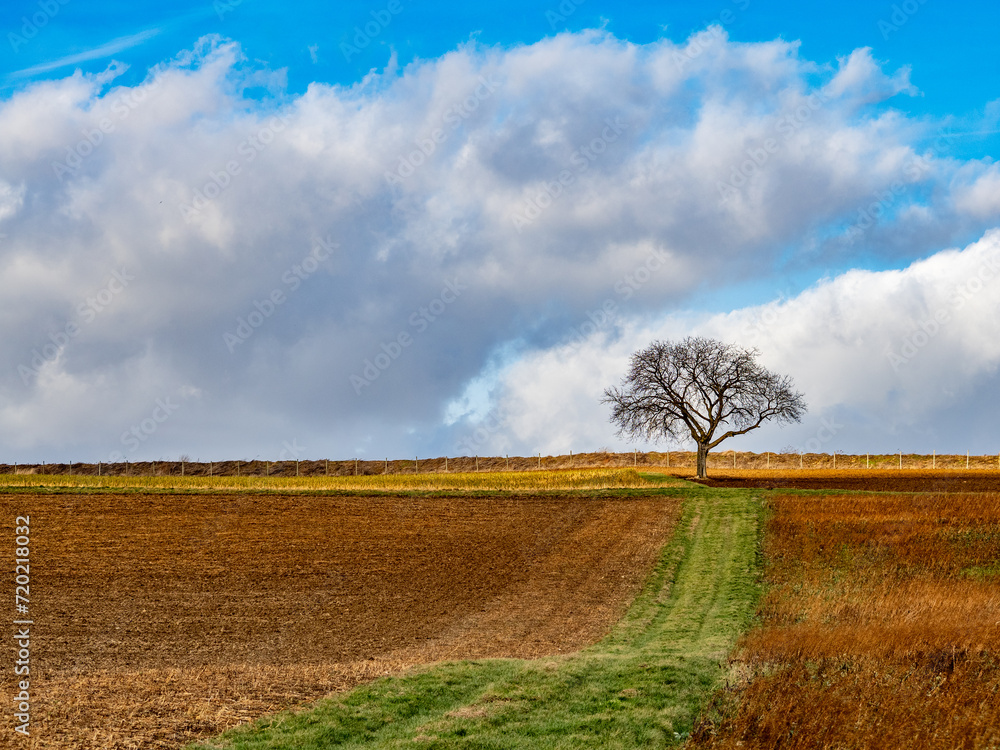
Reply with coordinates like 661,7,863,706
603,337,807,478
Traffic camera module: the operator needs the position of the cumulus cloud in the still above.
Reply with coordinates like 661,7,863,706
953,165,1000,219
823,47,917,106
481,230,1000,455
1,29,998,460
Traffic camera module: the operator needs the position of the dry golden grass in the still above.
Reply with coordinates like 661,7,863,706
0,467,683,493
691,492,1000,749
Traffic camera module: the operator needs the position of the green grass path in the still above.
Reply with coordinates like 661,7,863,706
191,489,762,749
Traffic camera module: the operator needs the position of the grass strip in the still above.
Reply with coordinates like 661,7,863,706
189,488,763,749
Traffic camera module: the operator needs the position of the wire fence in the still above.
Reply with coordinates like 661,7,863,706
1,451,998,476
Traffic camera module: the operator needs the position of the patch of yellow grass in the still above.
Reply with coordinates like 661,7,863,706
0,467,684,492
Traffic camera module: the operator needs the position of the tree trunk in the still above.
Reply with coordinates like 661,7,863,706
696,442,709,478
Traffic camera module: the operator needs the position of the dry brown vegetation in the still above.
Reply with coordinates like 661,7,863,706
691,492,1000,749
4,451,999,477
683,469,1000,493
0,491,679,749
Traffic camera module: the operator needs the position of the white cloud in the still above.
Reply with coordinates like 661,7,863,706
823,47,917,106
480,230,1000,455
1,30,998,460
0,180,25,224
953,165,1000,219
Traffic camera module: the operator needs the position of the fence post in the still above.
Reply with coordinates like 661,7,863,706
799,453,803,470
866,453,869,469
634,449,637,467
415,456,419,473
475,455,479,472
506,454,509,471
98,461,101,476
899,451,902,470
932,450,935,470
538,453,541,470
445,456,448,472
326,459,329,476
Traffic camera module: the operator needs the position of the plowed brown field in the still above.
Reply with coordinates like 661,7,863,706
0,492,679,749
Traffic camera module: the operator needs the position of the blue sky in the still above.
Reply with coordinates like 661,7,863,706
6,0,997,133
2,0,1000,461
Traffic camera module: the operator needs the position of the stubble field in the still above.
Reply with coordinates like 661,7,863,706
691,490,1000,749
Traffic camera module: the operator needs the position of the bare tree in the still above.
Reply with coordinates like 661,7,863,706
603,337,806,478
